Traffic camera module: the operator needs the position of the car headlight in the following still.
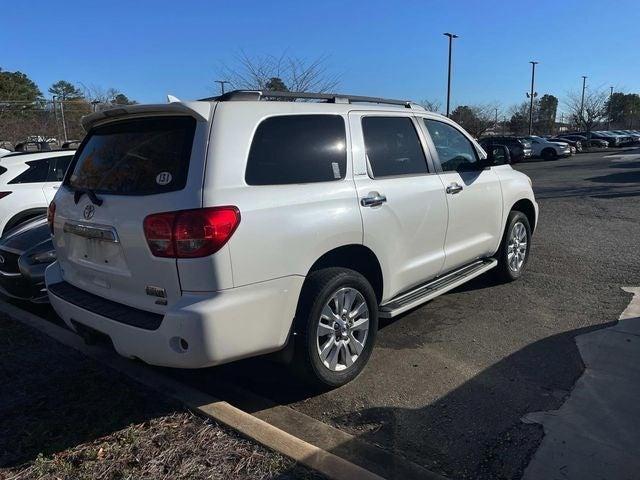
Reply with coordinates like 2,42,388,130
30,250,57,264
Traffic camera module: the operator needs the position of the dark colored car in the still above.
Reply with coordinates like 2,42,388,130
0,215,55,303
559,134,608,148
478,136,532,163
549,137,582,152
14,141,54,152
62,140,82,150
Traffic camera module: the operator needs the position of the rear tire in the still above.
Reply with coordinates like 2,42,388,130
293,268,378,389
542,148,557,161
494,211,532,282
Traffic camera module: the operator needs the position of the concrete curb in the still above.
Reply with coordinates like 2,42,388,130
0,299,384,480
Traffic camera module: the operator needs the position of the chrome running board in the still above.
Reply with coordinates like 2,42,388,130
378,258,497,318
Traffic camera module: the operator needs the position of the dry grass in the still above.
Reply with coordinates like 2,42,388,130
0,313,322,480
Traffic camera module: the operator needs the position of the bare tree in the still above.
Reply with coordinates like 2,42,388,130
565,88,608,132
217,52,340,93
451,103,499,138
419,99,441,113
80,84,121,105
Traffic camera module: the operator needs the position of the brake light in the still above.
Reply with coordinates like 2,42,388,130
0,191,11,199
143,207,240,258
47,201,56,234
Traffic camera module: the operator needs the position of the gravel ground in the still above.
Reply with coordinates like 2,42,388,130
0,314,322,480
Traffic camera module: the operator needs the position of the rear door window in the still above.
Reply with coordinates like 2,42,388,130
48,155,74,181
245,115,347,185
66,116,196,195
361,116,429,178
8,159,50,184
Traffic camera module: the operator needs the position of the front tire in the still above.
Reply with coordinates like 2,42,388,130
293,268,378,389
494,211,532,282
542,148,557,161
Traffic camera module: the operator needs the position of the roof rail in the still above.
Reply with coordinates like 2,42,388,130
199,90,420,109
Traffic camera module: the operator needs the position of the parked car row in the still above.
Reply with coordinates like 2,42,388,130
478,126,640,163
0,90,538,388
479,134,572,161
565,130,640,147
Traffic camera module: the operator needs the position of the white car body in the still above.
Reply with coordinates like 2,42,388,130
0,150,75,235
524,136,571,159
46,94,538,373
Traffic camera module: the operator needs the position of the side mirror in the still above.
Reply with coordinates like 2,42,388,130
484,144,511,167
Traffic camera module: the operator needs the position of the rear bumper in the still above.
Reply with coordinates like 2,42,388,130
45,262,304,368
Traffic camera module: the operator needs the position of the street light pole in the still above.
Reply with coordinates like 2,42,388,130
443,33,458,117
528,61,538,135
59,98,68,142
51,95,62,141
215,80,231,95
608,86,614,130
579,75,587,129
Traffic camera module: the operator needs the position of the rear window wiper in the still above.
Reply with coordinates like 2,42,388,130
71,187,104,206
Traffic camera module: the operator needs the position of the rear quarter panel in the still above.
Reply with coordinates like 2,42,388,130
201,103,363,288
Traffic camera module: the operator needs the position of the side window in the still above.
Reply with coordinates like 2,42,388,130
48,155,73,181
361,116,428,178
246,115,347,185
8,159,50,184
423,119,479,172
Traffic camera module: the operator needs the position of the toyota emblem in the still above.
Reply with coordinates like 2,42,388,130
83,204,95,220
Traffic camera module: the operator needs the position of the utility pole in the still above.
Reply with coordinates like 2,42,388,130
51,96,62,141
443,32,458,117
528,61,538,135
579,75,587,130
608,86,614,130
495,107,499,131
59,96,68,142
215,80,231,95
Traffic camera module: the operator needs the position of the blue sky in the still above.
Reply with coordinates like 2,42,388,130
2,0,639,115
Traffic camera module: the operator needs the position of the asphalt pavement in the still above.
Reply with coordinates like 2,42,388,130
174,148,640,479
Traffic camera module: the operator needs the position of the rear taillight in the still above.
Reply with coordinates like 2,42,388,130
0,191,11,199
143,207,240,258
47,201,56,235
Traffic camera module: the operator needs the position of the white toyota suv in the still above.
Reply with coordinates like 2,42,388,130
0,150,76,235
45,91,538,388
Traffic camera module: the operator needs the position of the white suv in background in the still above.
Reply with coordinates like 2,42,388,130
0,150,75,235
46,91,538,388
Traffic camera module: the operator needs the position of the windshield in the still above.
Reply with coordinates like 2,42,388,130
66,116,196,195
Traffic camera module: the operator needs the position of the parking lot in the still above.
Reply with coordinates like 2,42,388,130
1,148,638,479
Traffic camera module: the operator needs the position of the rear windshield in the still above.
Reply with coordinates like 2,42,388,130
65,116,196,195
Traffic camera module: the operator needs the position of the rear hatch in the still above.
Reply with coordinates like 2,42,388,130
52,113,208,313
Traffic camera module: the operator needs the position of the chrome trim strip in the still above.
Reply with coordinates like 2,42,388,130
0,270,21,277
63,222,120,243
379,259,498,318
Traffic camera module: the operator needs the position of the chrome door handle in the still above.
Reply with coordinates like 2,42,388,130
446,183,463,194
361,192,387,207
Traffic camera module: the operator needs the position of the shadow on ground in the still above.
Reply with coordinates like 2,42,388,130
164,274,624,479
0,315,175,468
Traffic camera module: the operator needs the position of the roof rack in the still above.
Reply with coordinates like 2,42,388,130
198,90,420,109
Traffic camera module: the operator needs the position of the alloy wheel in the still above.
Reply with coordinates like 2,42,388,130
316,287,370,372
507,221,528,272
